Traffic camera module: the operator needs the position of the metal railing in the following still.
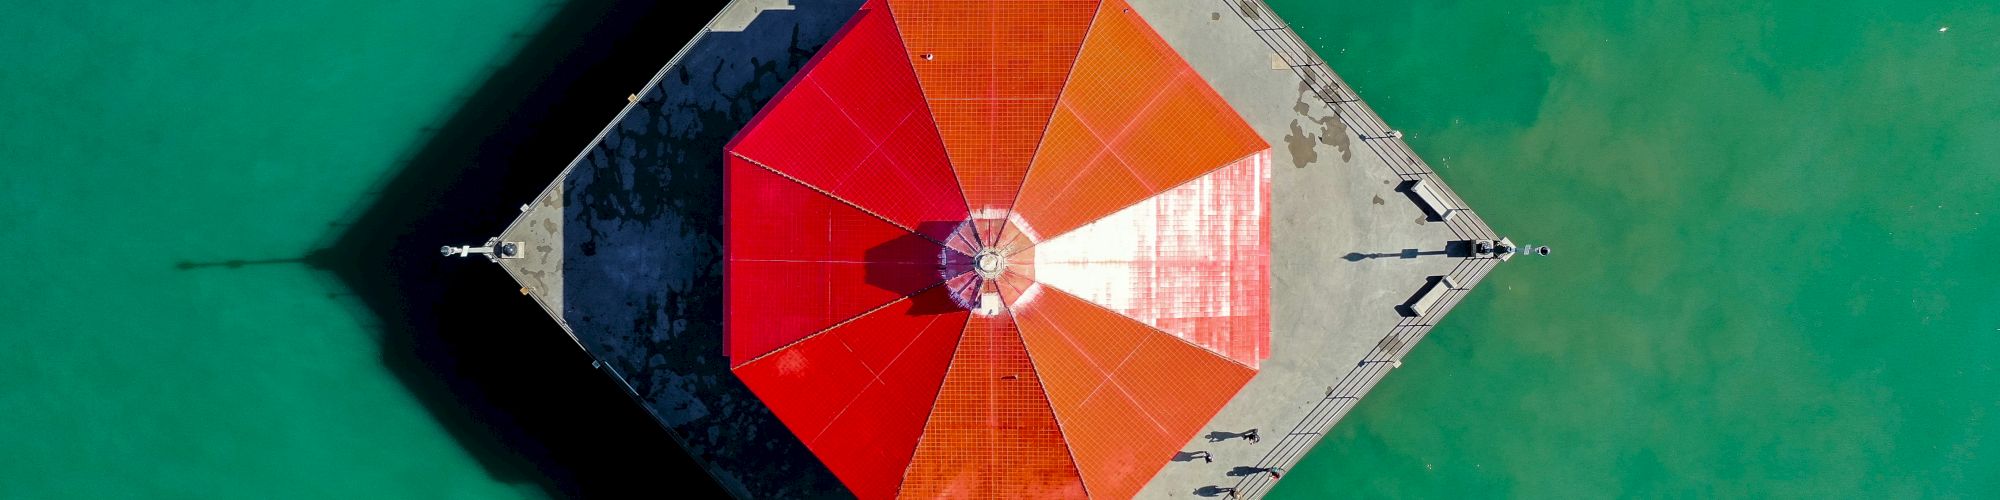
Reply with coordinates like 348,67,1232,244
1226,0,1497,243
1218,0,1504,496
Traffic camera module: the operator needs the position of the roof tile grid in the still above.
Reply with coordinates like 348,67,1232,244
1011,284,1255,498
723,1,1275,496
886,0,1100,215
1029,152,1272,366
728,6,968,242
735,287,969,499
897,313,1088,498
1005,1,1267,245
724,158,950,362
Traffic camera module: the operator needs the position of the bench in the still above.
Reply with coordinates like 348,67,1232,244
1402,275,1458,317
1403,179,1457,221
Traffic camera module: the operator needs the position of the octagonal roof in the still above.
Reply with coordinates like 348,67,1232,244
722,0,1272,497
488,0,1506,497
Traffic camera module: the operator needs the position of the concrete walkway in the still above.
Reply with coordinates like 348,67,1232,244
1128,1,1499,497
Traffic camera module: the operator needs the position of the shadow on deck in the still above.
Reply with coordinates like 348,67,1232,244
299,0,734,497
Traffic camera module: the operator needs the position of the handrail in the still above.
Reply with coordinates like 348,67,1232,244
1217,0,1503,496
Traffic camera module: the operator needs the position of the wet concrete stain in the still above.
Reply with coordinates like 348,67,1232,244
1299,81,1352,162
1282,80,1353,169
1285,120,1319,168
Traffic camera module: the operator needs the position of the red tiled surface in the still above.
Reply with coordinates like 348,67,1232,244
724,2,1273,496
1006,0,1267,244
733,287,968,499
728,6,967,241
886,0,1098,214
724,158,949,363
898,313,1088,498
1011,285,1255,498
1029,152,1272,366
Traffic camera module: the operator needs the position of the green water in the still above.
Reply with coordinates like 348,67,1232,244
3,1,1996,498
1265,0,2000,497
0,1,557,498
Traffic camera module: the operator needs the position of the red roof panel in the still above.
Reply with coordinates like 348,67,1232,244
729,7,968,241
724,157,949,362
735,287,968,500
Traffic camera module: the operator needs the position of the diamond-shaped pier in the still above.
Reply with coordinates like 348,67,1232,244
465,1,1508,497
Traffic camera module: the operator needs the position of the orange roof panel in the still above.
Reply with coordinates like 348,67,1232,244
1027,152,1273,366
898,313,1088,498
1009,1,1266,243
886,0,1098,214
1012,285,1253,498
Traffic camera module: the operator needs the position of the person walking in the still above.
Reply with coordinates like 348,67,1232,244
1241,429,1261,443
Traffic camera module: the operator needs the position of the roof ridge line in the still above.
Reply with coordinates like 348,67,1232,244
1018,148,1269,255
877,0,983,241
887,309,972,496
997,302,1096,500
733,152,965,254
730,279,953,369
800,306,960,446
1015,288,1177,440
1033,279,1258,372
992,0,1108,253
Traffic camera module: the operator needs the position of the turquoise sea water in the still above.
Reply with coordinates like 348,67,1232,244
1265,0,2000,497
3,0,1997,498
0,1,557,498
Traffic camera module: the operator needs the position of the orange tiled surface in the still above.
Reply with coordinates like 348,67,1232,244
1006,0,1267,244
1027,152,1273,366
727,2,1273,497
885,0,1098,214
1011,284,1255,498
898,313,1088,498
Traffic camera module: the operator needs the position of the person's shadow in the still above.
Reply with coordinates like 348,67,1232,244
1194,485,1235,497
1205,429,1257,442
1227,466,1267,477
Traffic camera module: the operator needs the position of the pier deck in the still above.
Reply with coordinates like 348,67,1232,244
487,1,1501,497
1129,2,1499,496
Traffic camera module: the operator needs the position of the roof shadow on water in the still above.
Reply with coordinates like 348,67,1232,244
554,0,863,497
187,0,743,497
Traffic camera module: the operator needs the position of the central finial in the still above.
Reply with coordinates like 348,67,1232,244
973,248,1006,279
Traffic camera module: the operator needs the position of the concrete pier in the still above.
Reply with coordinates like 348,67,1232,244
483,1,1502,497
1126,4,1499,496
